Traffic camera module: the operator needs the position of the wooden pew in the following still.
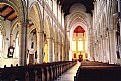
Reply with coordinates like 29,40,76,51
74,61,121,81
0,61,77,81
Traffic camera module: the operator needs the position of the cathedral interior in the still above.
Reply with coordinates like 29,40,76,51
0,0,121,81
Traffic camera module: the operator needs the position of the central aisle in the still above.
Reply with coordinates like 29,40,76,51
54,62,80,81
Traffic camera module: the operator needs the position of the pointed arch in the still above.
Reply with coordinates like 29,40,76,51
28,1,42,32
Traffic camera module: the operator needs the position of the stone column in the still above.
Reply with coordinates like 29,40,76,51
108,0,117,64
101,38,103,62
100,40,103,62
103,30,108,62
102,29,105,62
57,42,60,61
109,30,117,64
47,38,53,62
89,43,92,61
58,43,60,61
66,41,70,61
117,0,121,37
62,44,64,61
37,32,44,64
107,30,112,64
19,22,27,66
65,40,68,61
99,39,102,62
60,43,62,61
117,0,121,65
54,42,58,62
103,38,106,62
95,43,98,61
95,43,97,61
88,30,94,61
106,36,110,63
98,41,101,62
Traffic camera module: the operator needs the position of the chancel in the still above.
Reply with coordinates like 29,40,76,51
0,0,121,81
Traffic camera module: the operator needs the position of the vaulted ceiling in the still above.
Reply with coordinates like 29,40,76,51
57,0,94,17
0,4,17,21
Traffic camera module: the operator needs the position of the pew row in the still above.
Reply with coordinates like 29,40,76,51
0,61,77,81
74,61,121,81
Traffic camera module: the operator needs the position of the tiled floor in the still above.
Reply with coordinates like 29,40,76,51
54,62,81,81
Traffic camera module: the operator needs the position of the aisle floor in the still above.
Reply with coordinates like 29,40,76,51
54,62,80,81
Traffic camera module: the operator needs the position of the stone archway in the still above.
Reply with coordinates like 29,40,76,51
11,23,20,58
0,0,26,66
71,26,87,61
27,28,37,64
69,18,88,61
65,3,92,61
28,2,43,64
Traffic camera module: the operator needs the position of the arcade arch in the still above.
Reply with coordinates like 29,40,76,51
65,3,92,61
27,2,42,64
67,14,90,61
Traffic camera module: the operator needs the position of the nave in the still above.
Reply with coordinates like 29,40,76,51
0,0,121,67
0,0,121,80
